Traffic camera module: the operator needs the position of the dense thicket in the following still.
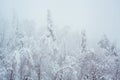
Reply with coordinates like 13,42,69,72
0,12,120,80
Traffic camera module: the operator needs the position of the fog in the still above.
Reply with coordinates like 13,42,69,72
0,0,120,80
0,0,120,47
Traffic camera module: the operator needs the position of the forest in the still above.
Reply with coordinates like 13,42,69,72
0,11,120,80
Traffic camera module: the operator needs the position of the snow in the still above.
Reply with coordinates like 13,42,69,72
0,10,119,80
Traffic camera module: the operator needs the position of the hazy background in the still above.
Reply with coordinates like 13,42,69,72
0,0,120,47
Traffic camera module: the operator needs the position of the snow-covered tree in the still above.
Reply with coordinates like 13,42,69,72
0,10,120,80
80,30,87,53
98,35,118,56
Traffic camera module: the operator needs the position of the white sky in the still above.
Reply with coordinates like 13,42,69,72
0,0,120,47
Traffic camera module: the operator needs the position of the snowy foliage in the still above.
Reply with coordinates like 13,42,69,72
0,12,120,80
